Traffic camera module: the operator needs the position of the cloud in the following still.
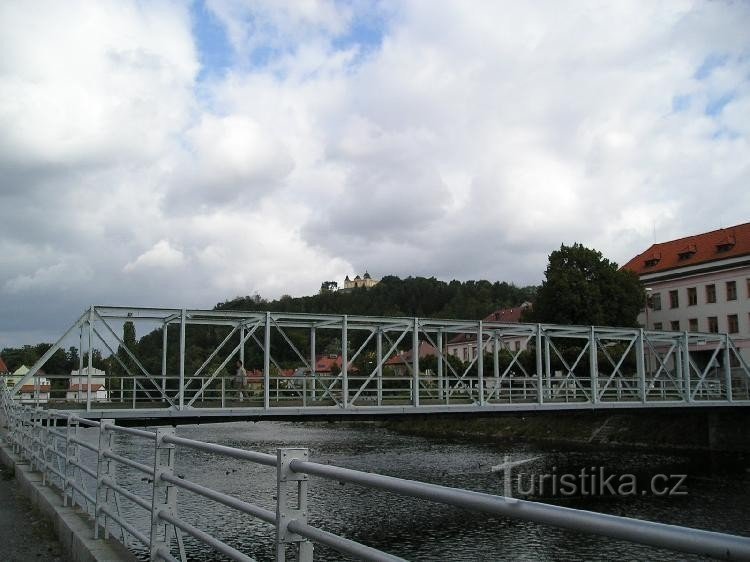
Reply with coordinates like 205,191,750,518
1,0,750,347
124,240,187,272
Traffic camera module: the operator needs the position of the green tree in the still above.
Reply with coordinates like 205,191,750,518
530,243,644,327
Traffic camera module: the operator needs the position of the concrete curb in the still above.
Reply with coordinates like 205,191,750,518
0,437,138,562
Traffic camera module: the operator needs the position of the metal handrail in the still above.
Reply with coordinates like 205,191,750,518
2,392,750,562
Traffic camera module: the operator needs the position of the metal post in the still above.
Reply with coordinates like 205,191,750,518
437,329,444,402
376,328,383,406
275,448,313,562
477,321,484,406
132,378,137,409
264,312,271,409
683,332,692,403
724,333,733,402
544,332,552,400
63,414,78,508
150,428,183,561
492,331,499,402
412,317,419,407
240,324,245,366
179,309,186,410
590,326,598,404
310,327,316,402
342,315,348,408
95,419,115,539
536,324,543,404
78,325,84,404
636,329,646,403
120,377,124,403
161,322,168,395
87,306,94,412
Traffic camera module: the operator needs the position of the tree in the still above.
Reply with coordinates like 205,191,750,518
530,243,644,327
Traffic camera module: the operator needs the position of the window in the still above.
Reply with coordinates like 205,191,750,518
651,293,662,311
463,347,468,360
669,290,679,309
687,287,697,306
728,314,739,333
747,278,750,298
727,280,737,301
653,322,663,330
689,318,698,332
514,341,521,351
706,284,716,303
670,320,680,331
707,316,719,333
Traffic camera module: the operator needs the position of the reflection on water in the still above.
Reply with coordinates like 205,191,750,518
76,421,749,561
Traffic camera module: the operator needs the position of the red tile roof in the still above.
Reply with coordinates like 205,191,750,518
622,222,750,276
448,304,531,344
20,385,51,393
0,356,8,373
68,384,105,392
384,342,437,365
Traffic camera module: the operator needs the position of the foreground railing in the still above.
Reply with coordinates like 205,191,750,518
2,392,750,561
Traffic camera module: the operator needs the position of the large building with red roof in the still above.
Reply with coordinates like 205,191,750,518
622,222,750,360
446,303,532,360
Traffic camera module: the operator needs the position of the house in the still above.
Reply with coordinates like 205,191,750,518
10,365,51,404
622,222,750,362
67,367,109,402
341,271,379,290
384,341,437,376
446,303,533,361
0,356,10,388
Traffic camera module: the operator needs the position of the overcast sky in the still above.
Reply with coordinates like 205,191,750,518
1,0,749,348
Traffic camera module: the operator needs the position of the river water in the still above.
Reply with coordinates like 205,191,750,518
82,420,749,561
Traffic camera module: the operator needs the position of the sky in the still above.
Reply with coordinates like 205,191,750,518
1,0,749,348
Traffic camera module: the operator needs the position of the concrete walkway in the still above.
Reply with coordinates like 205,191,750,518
0,463,67,561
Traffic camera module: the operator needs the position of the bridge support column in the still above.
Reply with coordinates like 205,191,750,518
412,318,419,407
437,329,444,402
683,331,692,403
636,329,646,403
544,332,552,401
724,333,733,402
264,312,271,410
590,326,598,405
342,315,348,408
492,330,499,403
536,324,543,404
161,322,168,394
87,306,94,412
477,321,484,406
310,327,316,403
179,308,186,410
377,328,383,406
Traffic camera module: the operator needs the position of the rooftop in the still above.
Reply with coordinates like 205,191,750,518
622,222,750,276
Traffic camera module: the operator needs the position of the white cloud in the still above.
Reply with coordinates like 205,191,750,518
124,240,187,272
1,0,750,346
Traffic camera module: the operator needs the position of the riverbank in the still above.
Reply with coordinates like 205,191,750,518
380,408,750,453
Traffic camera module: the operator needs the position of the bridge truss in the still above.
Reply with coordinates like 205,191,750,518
8,305,750,419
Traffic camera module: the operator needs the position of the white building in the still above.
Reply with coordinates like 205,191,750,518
67,367,109,402
623,222,750,363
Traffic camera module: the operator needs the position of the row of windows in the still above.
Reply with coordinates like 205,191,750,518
650,279,749,310
450,341,523,360
652,314,741,334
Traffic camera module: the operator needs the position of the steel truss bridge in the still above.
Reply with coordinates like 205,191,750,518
8,306,750,420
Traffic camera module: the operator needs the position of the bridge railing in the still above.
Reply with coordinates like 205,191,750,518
2,390,750,561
